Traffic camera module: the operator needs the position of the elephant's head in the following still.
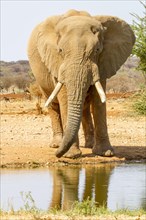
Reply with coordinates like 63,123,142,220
37,10,135,157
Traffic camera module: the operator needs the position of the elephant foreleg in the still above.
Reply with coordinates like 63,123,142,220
48,102,63,148
91,81,114,157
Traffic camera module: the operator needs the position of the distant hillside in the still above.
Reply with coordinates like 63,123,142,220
0,60,32,92
0,57,144,93
0,60,30,76
107,57,144,93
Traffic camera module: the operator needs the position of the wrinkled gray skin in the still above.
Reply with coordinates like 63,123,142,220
27,10,135,158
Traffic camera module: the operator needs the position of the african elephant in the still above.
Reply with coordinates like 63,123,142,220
27,9,135,158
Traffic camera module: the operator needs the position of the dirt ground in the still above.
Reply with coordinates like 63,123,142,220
0,93,145,168
1,213,146,220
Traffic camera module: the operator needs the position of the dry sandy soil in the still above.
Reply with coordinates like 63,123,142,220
0,93,145,168
1,213,146,220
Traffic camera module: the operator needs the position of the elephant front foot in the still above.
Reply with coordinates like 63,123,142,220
92,138,114,157
49,134,62,148
64,145,82,159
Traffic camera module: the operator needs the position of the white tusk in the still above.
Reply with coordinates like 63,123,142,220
44,82,63,107
95,81,106,103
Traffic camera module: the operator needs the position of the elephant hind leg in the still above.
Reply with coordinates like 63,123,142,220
49,135,62,148
48,102,63,148
82,99,94,148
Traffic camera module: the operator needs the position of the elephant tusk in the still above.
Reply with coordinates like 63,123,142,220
95,81,106,103
44,82,63,107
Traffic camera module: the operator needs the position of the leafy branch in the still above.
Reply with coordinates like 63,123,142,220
131,1,146,80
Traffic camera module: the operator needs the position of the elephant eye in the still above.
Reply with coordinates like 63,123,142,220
91,26,98,34
59,48,63,53
58,47,64,57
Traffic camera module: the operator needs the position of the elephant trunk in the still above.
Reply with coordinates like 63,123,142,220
56,99,83,158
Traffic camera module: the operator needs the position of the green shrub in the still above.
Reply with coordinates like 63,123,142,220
131,1,146,79
133,89,146,115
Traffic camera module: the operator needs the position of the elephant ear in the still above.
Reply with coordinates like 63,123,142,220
37,15,62,78
94,16,135,79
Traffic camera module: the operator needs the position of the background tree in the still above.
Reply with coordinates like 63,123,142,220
131,1,146,81
131,1,146,115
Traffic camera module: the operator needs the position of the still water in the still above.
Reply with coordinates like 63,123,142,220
1,163,146,211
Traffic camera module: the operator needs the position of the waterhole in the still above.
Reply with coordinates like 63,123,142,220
1,163,146,211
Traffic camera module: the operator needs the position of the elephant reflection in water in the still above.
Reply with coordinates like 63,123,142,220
50,167,80,210
49,165,114,210
82,165,114,206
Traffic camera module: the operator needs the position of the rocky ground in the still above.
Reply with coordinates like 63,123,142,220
0,93,145,168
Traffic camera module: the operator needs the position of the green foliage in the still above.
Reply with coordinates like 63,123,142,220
20,191,38,213
70,199,108,216
133,89,146,115
49,198,146,218
131,1,146,78
1,196,146,219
